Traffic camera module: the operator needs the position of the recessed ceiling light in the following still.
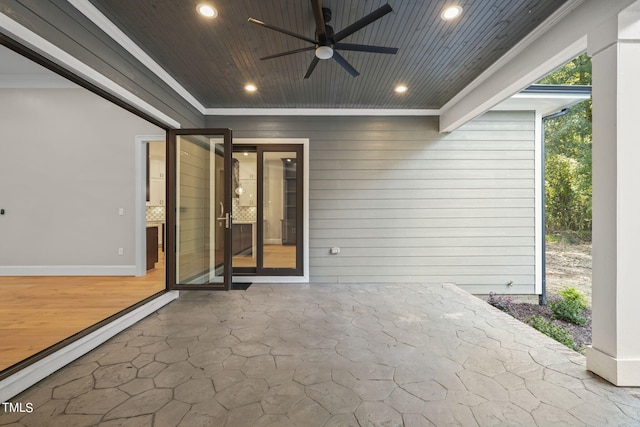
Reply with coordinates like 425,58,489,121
441,5,462,20
197,4,218,18
395,85,408,93
245,84,257,92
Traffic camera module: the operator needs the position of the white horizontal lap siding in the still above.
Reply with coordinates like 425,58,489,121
204,112,535,293
308,111,535,293
177,142,210,282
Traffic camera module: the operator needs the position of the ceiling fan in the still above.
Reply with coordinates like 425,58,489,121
248,1,398,78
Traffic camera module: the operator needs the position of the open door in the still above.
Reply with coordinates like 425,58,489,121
167,129,232,290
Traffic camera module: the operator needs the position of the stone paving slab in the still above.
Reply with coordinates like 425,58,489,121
1,283,639,426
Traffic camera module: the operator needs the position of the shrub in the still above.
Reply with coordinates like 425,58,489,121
549,298,587,325
557,286,588,308
528,316,578,351
487,292,516,316
549,286,588,325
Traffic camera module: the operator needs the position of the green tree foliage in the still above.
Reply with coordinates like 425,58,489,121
538,54,592,234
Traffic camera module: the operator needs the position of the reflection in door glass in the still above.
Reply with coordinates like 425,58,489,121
231,151,257,269
176,135,226,285
263,151,297,269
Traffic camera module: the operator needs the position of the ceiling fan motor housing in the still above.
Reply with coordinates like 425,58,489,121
322,7,332,23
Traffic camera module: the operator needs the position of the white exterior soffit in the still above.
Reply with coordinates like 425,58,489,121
439,0,637,133
491,84,592,115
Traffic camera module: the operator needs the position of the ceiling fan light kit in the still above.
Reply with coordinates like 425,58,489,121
315,46,333,59
248,0,398,79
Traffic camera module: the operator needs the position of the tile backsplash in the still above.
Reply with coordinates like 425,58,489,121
233,198,257,222
146,206,165,222
146,201,257,223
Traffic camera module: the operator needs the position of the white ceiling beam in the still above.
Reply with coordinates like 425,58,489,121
68,0,206,115
439,0,636,133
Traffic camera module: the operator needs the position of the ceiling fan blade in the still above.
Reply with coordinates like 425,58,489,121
332,51,360,77
304,56,320,79
260,46,315,60
333,3,393,42
248,18,316,45
310,0,327,43
333,43,398,54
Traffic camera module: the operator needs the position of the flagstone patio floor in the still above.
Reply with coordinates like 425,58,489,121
1,283,639,426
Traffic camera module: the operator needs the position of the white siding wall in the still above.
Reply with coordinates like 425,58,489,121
206,111,536,294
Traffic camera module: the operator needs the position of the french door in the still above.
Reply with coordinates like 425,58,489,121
232,144,304,276
167,129,232,290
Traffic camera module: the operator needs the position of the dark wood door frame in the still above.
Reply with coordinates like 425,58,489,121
231,144,304,277
166,128,233,290
256,145,304,276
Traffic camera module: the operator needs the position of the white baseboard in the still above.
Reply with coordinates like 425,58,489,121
586,346,640,386
0,265,137,276
0,291,179,402
235,277,308,283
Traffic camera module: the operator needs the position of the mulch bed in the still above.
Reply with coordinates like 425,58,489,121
488,295,592,353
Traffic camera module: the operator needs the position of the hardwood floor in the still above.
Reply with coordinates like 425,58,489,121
233,244,297,269
0,251,165,372
1,244,298,372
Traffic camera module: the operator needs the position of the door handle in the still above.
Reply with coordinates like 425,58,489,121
216,212,230,229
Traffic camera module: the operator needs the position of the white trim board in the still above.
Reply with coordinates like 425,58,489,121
534,111,544,296
0,265,136,276
439,0,638,132
586,346,640,386
67,0,205,115
440,0,585,117
0,291,179,402
206,109,439,116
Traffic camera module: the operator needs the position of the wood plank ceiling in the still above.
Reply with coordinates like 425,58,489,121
88,0,569,109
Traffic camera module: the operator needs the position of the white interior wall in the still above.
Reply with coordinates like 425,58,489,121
0,88,162,275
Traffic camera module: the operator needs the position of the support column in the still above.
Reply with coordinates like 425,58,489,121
586,1,640,386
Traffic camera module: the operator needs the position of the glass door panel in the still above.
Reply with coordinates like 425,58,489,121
168,129,232,289
231,150,257,270
262,151,298,271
